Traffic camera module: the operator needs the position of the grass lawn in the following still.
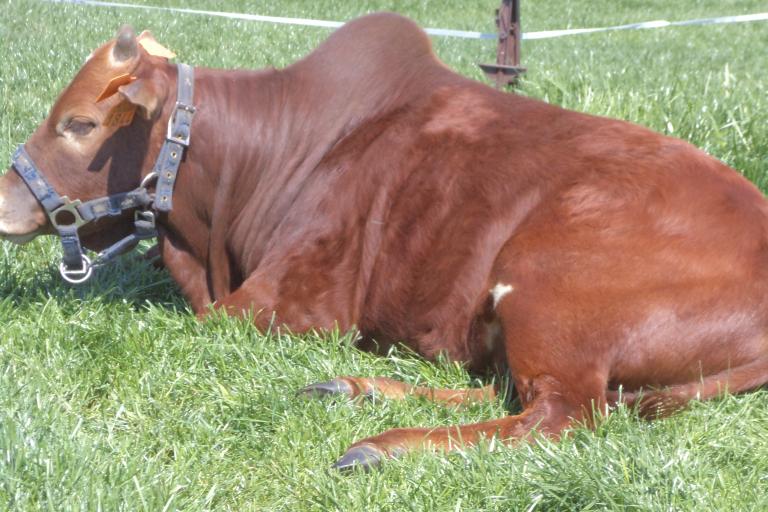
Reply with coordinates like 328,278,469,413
1,0,767,510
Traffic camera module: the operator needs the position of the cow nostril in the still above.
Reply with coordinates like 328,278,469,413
54,210,77,226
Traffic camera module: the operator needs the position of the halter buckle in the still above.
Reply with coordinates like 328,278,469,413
49,197,88,229
166,102,195,147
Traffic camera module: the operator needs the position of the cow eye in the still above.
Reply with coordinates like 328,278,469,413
64,117,97,136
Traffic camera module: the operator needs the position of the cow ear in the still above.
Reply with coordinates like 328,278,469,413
117,78,166,120
113,25,138,62
137,30,176,59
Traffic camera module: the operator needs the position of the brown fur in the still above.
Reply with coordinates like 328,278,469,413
2,13,767,461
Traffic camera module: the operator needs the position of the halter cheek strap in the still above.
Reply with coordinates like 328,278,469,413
154,63,195,212
10,63,195,284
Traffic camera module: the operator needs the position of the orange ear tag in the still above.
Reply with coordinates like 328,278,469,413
138,37,176,59
96,73,137,102
103,101,137,128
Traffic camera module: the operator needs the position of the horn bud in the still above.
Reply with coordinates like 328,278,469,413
113,25,138,62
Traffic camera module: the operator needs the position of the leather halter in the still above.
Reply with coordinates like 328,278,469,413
10,63,196,284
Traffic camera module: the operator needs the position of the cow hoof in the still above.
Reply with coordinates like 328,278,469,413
297,379,354,399
332,444,384,472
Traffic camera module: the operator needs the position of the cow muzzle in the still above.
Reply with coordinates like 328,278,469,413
8,145,161,284
0,168,47,244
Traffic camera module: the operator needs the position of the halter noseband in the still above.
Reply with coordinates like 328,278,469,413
10,63,196,284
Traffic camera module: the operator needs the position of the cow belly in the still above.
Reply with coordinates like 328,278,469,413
358,236,515,369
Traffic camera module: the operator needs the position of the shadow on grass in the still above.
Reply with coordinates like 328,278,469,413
0,241,188,313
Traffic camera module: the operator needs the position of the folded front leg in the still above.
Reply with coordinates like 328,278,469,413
158,233,211,314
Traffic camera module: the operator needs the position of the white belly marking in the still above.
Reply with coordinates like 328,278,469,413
490,283,514,308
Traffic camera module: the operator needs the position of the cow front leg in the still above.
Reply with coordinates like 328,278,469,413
158,234,211,314
206,272,285,331
332,374,604,471
299,376,496,405
210,265,358,332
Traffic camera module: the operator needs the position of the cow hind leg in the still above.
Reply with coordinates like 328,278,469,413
329,268,615,471
332,373,606,472
609,357,768,418
298,376,496,406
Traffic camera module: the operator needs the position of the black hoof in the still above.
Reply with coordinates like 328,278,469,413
297,379,354,399
332,444,384,472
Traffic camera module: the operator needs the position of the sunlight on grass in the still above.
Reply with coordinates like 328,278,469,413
0,1,767,510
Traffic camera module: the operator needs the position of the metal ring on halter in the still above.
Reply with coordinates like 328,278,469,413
139,171,159,189
59,255,93,285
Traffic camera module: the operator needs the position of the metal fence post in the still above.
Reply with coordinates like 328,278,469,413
478,0,526,88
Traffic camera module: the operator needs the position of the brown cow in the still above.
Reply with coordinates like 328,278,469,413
1,14,767,471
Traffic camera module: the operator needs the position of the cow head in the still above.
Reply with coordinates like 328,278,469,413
0,26,172,250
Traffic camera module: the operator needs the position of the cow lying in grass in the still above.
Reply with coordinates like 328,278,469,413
1,14,767,471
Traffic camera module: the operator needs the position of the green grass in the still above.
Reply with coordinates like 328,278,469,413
1,0,768,510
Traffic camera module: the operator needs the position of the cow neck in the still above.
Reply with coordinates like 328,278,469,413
160,65,405,266
157,51,436,295
151,66,293,295
155,65,359,287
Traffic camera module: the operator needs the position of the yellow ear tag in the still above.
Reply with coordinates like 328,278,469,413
96,73,137,102
104,101,137,128
138,37,176,59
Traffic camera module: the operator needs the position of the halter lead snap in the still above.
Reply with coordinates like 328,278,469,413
59,255,93,285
